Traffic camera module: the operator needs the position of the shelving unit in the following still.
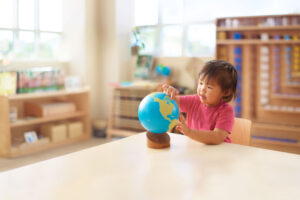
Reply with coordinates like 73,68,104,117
107,85,158,138
216,14,300,154
0,87,91,157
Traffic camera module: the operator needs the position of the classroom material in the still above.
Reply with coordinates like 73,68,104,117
0,71,17,95
24,131,38,143
67,121,83,138
216,14,300,153
138,92,179,148
134,55,153,79
155,64,171,77
24,101,76,117
138,92,179,134
17,67,64,94
41,123,67,142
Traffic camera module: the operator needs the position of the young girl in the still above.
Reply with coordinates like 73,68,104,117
162,60,238,144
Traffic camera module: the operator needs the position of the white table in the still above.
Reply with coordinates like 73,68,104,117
0,133,300,200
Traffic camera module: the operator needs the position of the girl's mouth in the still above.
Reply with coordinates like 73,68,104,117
199,95,207,100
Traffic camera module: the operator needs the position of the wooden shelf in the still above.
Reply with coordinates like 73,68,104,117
10,111,86,128
217,25,300,31
251,137,300,148
252,122,300,132
217,39,300,45
10,134,90,157
107,86,156,138
272,93,300,100
291,72,300,78
0,87,91,157
284,83,300,88
8,87,90,101
216,14,300,154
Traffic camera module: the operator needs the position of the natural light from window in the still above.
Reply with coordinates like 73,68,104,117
0,0,63,61
134,0,300,57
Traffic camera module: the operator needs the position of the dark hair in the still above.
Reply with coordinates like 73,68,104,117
198,60,238,102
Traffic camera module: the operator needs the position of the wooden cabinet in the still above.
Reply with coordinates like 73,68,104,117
0,88,91,157
107,86,157,138
216,14,300,153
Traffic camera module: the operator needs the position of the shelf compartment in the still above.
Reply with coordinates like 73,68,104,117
271,94,300,100
8,87,90,101
217,39,300,45
10,134,89,157
217,25,300,31
10,111,86,128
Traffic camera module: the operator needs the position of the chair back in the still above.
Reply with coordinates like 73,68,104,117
231,118,252,145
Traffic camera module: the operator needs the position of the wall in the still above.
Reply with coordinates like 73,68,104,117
84,0,135,120
69,0,213,121
153,57,212,90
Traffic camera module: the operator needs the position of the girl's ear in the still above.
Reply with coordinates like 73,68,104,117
223,89,231,97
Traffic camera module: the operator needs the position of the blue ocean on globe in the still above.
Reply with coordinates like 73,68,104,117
138,92,179,134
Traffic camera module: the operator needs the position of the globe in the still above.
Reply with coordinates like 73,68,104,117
138,92,179,134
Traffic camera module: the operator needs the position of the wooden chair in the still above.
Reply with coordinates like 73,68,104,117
230,118,252,146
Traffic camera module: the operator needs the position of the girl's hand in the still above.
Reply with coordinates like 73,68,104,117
176,114,190,135
161,84,179,100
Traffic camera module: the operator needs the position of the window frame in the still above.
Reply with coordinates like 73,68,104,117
135,0,216,57
0,0,63,61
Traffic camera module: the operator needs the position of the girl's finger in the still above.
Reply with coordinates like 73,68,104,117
171,92,175,100
179,114,185,123
176,126,182,131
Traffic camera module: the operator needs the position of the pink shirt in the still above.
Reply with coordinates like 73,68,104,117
179,95,234,143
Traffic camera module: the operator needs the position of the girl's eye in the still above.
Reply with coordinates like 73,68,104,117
208,86,213,89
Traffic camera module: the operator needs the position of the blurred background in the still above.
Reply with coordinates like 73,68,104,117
1,0,300,164
0,0,299,118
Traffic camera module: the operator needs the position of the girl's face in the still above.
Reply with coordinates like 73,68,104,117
197,76,227,107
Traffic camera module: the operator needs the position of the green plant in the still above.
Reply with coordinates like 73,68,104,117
132,27,145,50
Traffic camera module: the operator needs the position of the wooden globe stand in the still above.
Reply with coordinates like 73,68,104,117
146,131,170,149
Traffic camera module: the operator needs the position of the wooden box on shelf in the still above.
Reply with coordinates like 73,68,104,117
0,87,91,157
67,121,83,138
41,123,67,142
24,101,76,117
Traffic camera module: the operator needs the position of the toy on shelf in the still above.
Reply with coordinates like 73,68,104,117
17,67,65,94
134,55,152,80
0,71,17,95
234,46,242,117
155,64,171,77
151,64,172,85
233,32,242,117
273,46,280,93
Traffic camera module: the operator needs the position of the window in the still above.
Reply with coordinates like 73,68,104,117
134,0,300,57
0,0,62,61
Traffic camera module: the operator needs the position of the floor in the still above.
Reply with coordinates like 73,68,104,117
0,136,122,172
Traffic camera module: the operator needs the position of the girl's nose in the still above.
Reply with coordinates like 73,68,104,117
200,85,206,92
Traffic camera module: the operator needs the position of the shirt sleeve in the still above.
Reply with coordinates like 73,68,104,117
215,105,234,134
179,95,196,113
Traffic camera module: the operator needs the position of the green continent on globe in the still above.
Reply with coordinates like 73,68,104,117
152,94,179,131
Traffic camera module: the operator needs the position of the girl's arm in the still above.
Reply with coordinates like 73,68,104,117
184,128,228,145
176,115,228,145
